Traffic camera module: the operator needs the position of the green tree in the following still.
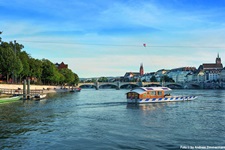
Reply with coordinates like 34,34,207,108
0,31,2,43
29,58,43,83
150,76,157,82
73,73,79,85
0,32,79,85
8,41,24,54
18,51,30,82
98,77,108,82
160,75,174,82
91,78,97,83
13,57,23,82
59,68,75,85
70,73,79,86
52,70,62,84
0,42,22,82
41,59,59,84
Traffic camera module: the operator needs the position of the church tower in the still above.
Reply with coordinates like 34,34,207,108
216,53,221,64
140,63,144,76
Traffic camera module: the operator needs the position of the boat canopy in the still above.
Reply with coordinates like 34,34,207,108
127,87,172,95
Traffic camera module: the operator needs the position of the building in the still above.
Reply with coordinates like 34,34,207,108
154,69,170,81
220,68,225,81
124,64,144,81
167,67,196,82
170,67,196,72
198,53,223,81
141,72,156,82
197,71,205,82
186,72,197,82
123,72,140,82
55,62,68,70
140,63,144,76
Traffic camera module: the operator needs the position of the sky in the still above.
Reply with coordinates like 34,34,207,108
1,0,225,78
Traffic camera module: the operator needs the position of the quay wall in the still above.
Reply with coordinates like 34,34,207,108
0,84,71,94
0,84,61,90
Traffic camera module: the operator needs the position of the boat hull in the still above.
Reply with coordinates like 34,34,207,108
127,96,197,104
0,96,22,104
70,88,81,92
33,94,46,100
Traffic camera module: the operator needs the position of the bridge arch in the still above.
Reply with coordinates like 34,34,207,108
120,83,139,89
165,83,183,89
78,83,96,89
143,83,161,87
187,83,201,89
98,83,118,89
77,81,190,90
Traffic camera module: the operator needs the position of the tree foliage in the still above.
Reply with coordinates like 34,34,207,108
98,77,108,82
18,51,30,81
41,59,60,84
0,42,22,82
0,34,79,84
29,58,43,80
73,73,79,84
160,75,174,82
59,68,74,84
150,76,157,82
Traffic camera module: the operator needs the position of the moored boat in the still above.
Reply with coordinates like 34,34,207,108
0,96,22,104
70,87,81,92
126,87,197,104
33,94,46,99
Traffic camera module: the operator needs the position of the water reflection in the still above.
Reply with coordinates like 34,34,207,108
127,102,169,111
0,102,33,144
1,90,225,149
0,99,56,144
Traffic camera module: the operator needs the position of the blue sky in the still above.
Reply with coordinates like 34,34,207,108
1,0,225,78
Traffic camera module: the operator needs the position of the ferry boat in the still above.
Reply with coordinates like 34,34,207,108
126,87,197,104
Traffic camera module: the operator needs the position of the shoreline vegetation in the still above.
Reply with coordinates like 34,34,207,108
0,33,79,87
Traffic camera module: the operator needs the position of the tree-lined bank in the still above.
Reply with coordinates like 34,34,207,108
0,33,79,85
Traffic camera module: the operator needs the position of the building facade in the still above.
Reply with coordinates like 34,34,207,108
167,67,196,83
55,62,68,70
198,54,223,82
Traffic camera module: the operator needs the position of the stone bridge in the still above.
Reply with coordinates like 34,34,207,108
77,82,194,90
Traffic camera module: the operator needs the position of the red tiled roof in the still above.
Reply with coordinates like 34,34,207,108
202,63,223,69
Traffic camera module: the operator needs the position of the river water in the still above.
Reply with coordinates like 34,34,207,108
0,89,225,150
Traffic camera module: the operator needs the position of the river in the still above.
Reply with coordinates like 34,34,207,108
0,89,225,150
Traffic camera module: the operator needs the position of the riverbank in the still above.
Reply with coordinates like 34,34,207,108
0,84,71,94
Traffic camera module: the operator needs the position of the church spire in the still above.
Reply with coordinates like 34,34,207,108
216,53,221,64
140,63,144,76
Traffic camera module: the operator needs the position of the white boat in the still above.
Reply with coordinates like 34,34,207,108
33,94,46,99
126,87,197,104
70,87,81,92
